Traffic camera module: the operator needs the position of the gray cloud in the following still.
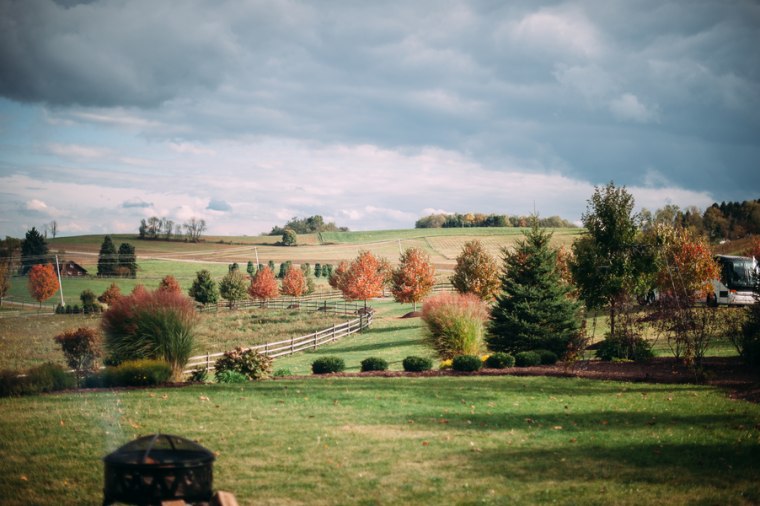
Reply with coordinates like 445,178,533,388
207,198,231,212
122,198,152,209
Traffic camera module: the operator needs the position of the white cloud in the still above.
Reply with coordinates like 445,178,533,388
168,142,216,156
609,93,659,123
25,199,49,212
47,143,110,159
507,8,603,59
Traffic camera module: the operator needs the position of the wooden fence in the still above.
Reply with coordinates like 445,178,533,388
197,289,345,313
183,301,372,375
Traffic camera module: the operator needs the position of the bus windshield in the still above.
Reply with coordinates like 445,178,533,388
721,258,758,291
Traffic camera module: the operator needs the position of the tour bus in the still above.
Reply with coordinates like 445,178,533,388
707,255,759,306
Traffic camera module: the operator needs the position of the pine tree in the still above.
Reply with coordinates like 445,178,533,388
488,223,581,357
97,236,117,277
117,243,137,278
21,227,49,274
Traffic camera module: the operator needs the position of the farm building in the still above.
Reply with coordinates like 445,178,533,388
60,261,88,277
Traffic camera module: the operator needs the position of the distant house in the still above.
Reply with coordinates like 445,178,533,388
60,261,88,277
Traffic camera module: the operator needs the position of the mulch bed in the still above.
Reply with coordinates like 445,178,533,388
288,356,760,403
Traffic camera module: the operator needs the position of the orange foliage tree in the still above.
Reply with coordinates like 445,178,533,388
338,251,386,309
655,226,720,303
450,240,500,300
248,267,279,303
157,275,182,294
281,266,307,298
744,236,760,259
98,282,122,305
28,263,59,307
391,247,436,311
328,261,349,291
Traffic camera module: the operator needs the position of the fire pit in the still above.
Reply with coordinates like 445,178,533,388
103,434,215,506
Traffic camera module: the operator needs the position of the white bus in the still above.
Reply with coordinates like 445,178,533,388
707,255,759,306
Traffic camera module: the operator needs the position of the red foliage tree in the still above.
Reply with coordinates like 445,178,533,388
328,261,349,291
28,264,59,307
54,327,102,383
157,275,182,294
391,248,436,311
281,267,307,298
248,267,280,302
98,282,122,305
655,227,720,303
340,251,386,309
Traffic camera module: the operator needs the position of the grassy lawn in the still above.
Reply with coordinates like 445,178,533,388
0,376,758,505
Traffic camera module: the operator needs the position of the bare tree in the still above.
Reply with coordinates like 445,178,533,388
49,220,58,239
184,218,207,242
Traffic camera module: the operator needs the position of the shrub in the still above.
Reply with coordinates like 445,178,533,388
102,289,197,380
452,355,482,372
273,368,292,377
421,293,488,359
0,369,26,397
80,289,98,312
360,357,389,372
535,349,559,365
214,347,273,381
311,356,345,374
515,351,541,367
595,334,654,362
54,327,102,384
439,359,453,370
189,368,209,383
485,352,515,369
1,363,75,397
215,370,248,384
99,359,172,387
402,356,433,372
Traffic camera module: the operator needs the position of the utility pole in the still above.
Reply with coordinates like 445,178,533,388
55,255,65,307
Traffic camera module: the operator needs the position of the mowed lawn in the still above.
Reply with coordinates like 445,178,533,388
0,376,759,506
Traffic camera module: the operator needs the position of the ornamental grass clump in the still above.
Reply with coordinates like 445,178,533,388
360,357,389,372
452,355,482,372
402,356,433,372
484,352,515,369
312,356,345,374
421,292,488,359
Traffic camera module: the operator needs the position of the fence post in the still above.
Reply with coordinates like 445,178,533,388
290,336,295,355
332,324,336,342
205,352,210,374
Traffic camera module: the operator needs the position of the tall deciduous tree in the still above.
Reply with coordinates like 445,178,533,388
338,251,386,309
21,227,49,274
188,270,219,305
248,266,280,302
28,263,59,307
450,240,500,300
282,229,297,246
281,266,307,298
391,248,436,311
117,243,137,278
570,182,655,336
219,270,248,308
184,218,207,242
488,223,582,356
653,226,720,303
97,236,117,277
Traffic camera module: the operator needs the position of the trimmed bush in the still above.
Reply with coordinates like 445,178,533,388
535,349,559,365
452,355,482,372
312,356,345,374
1,363,76,397
485,352,515,369
595,334,654,362
402,356,433,372
215,370,248,384
99,359,172,387
273,368,292,377
214,347,273,381
421,293,488,359
360,357,389,372
515,351,541,367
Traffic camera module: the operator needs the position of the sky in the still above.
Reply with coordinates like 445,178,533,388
1,0,758,237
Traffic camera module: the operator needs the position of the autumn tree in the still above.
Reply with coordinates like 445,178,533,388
248,266,279,303
28,263,59,307
158,275,182,294
338,251,386,309
744,236,760,260
219,270,248,308
54,327,102,385
0,262,10,306
98,282,122,306
450,240,500,300
328,261,349,291
281,266,307,298
391,248,436,311
188,270,219,305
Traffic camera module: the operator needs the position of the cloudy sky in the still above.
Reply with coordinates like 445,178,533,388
1,0,758,237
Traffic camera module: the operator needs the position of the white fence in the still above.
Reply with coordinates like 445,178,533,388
184,302,373,375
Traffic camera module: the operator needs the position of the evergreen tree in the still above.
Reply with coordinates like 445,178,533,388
117,243,137,278
314,263,322,278
188,269,219,305
21,227,49,274
488,223,581,357
97,235,118,277
246,261,255,276
219,269,248,308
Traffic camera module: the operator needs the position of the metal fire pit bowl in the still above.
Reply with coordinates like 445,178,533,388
103,434,215,506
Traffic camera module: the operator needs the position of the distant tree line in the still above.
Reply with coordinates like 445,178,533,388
639,198,760,241
415,213,576,229
139,217,207,242
268,215,348,236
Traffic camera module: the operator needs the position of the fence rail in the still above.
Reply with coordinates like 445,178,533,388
197,290,345,313
184,302,372,375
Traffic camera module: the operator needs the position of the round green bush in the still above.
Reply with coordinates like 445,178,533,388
485,352,515,369
515,351,541,367
360,357,389,372
452,355,482,372
215,370,248,384
595,334,654,362
312,356,345,374
402,356,433,372
534,349,559,365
